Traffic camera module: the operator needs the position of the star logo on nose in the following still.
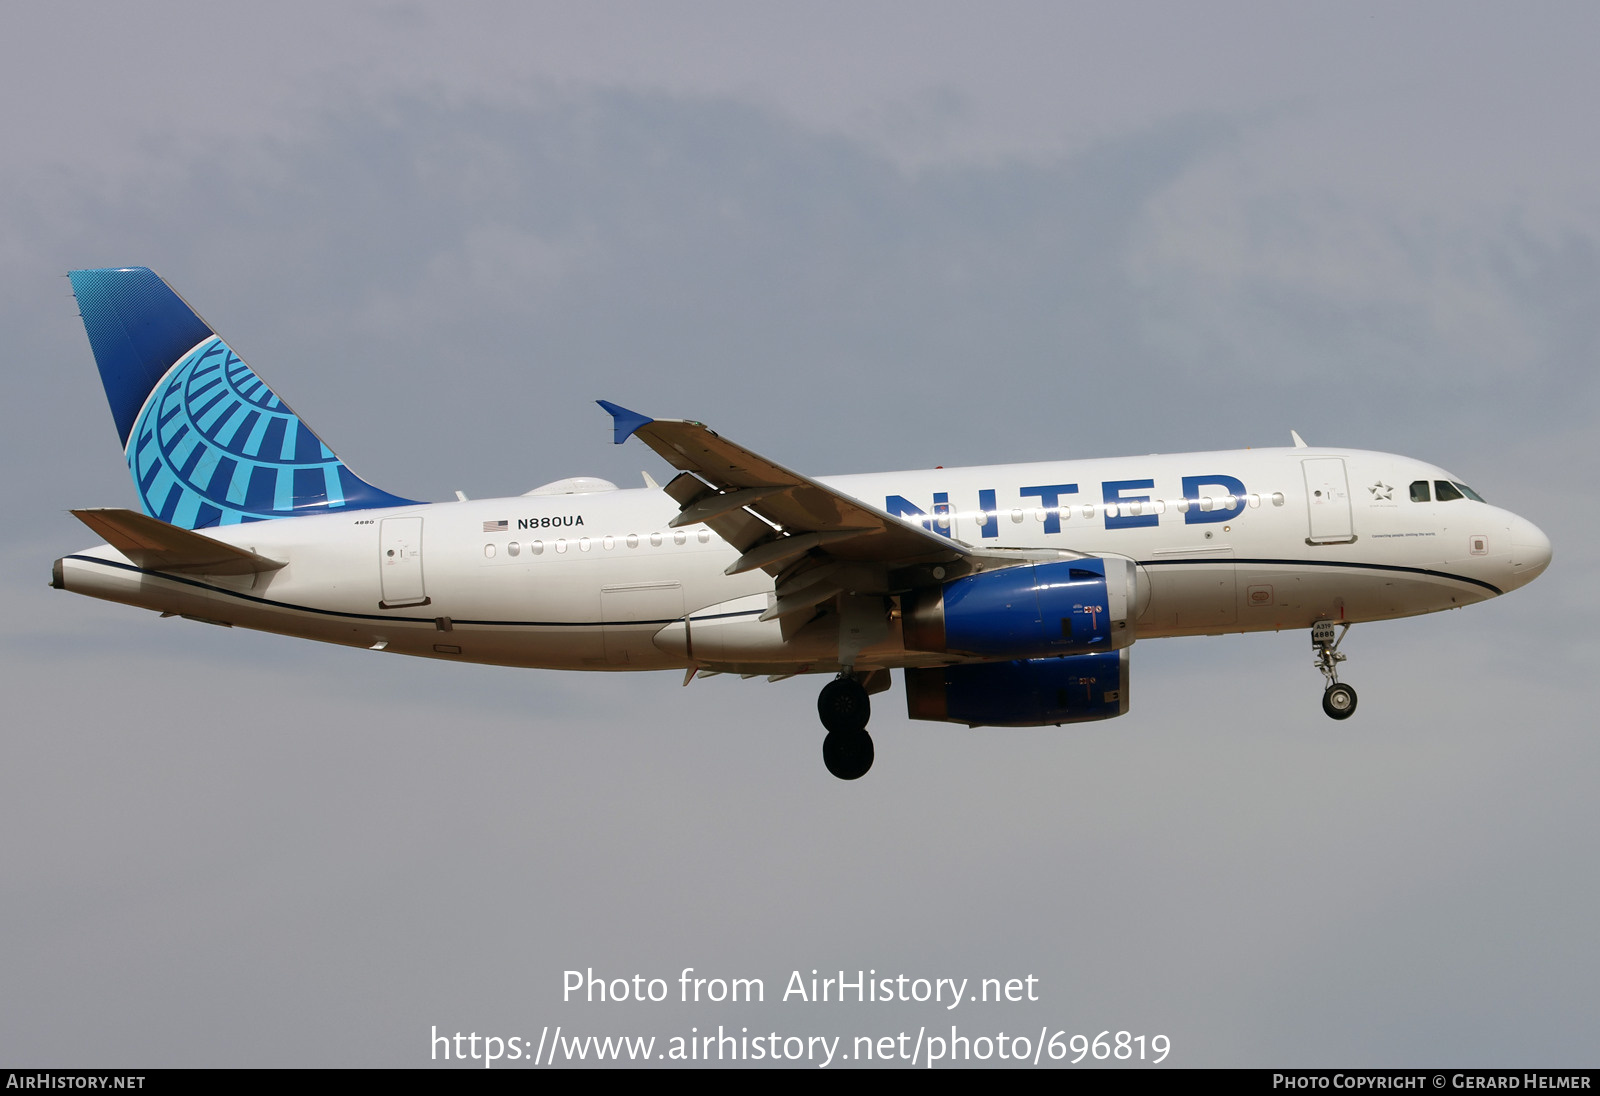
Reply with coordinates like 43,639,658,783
1369,482,1394,500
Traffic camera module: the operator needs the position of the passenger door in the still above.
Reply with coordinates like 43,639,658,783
1303,459,1355,544
379,517,429,608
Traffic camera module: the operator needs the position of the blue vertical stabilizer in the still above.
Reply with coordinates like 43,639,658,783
68,268,416,528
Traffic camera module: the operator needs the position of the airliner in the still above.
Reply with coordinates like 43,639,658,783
53,268,1552,779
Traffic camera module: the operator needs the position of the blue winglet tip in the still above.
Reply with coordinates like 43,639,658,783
596,400,654,444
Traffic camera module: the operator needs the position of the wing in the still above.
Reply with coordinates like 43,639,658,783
598,401,967,606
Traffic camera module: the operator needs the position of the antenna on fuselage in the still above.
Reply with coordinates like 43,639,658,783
1290,430,1309,448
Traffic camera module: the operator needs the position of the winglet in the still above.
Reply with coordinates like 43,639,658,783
597,400,654,444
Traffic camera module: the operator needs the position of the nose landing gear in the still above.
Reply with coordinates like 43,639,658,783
818,675,874,780
1312,620,1357,720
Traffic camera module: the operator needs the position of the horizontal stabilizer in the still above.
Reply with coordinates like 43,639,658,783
71,508,286,576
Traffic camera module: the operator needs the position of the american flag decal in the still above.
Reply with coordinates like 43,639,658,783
483,520,508,532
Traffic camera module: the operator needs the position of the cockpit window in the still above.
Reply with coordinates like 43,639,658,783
1434,480,1464,502
1453,482,1485,502
1410,480,1431,503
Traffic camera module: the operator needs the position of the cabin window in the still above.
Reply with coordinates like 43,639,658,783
697,528,711,543
530,540,544,555
673,530,687,546
650,532,662,547
1010,509,1024,523
483,543,496,558
1434,481,1464,502
602,535,614,550
555,538,567,554
507,541,520,557
579,536,592,551
626,534,639,548
1410,480,1431,502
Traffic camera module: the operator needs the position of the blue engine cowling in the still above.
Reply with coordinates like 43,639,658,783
903,650,1130,727
901,557,1137,659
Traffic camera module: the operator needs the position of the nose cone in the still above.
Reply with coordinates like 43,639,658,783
1507,515,1552,589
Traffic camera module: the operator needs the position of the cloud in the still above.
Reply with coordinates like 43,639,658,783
6,56,1595,1065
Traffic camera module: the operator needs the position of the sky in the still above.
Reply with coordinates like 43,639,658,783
2,1,1595,1068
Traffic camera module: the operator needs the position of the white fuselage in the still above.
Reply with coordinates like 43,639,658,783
56,446,1549,674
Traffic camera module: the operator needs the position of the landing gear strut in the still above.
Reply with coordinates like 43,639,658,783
818,675,873,779
1312,620,1357,720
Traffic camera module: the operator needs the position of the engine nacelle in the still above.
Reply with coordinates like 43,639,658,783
902,557,1137,659
903,650,1130,727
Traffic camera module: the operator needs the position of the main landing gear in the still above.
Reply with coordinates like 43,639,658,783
1312,620,1357,720
818,675,874,780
